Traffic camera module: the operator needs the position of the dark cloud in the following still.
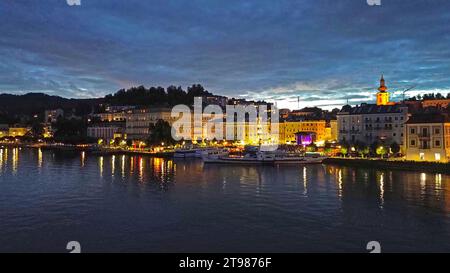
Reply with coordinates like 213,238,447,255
0,0,450,108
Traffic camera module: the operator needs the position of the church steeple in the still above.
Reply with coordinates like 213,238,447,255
378,74,387,92
376,75,391,106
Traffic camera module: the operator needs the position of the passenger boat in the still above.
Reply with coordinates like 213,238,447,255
273,151,325,164
273,155,324,164
195,148,228,158
202,150,325,165
174,149,198,158
202,151,273,164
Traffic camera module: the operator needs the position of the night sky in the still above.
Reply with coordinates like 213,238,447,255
1,0,450,109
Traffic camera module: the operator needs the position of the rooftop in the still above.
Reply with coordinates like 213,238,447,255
406,113,450,124
339,103,406,115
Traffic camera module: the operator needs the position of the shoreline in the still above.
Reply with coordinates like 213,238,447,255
324,157,450,174
2,143,449,174
0,142,174,158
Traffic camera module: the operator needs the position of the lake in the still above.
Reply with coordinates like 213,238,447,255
0,147,449,252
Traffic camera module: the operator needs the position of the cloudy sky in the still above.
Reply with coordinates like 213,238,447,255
1,0,450,109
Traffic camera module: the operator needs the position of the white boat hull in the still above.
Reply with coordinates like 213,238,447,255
203,156,325,165
174,149,198,158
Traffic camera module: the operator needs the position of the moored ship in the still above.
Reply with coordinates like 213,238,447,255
202,150,325,165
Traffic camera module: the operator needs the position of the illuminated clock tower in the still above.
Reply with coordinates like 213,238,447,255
376,75,391,106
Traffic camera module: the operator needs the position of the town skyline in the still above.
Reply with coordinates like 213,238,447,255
1,1,450,256
2,1,450,110
1,78,450,112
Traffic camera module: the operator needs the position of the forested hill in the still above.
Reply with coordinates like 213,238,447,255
103,84,213,106
0,84,215,123
0,93,102,122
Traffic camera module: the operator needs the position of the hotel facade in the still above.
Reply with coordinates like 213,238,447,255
337,76,408,147
405,114,450,162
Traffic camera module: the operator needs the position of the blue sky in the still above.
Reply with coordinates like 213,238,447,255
1,0,450,109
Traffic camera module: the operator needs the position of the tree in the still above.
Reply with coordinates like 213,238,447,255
390,142,400,154
53,117,93,144
113,137,123,146
339,141,349,157
359,146,370,158
353,141,366,157
376,146,387,158
31,122,45,138
370,141,380,155
103,84,212,107
167,85,187,105
324,141,333,155
306,143,317,152
148,119,175,145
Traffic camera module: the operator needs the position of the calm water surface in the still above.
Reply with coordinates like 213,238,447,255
0,147,449,252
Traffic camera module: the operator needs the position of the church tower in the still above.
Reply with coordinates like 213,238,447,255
376,75,390,106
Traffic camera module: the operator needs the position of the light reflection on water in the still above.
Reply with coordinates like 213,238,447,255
0,147,449,253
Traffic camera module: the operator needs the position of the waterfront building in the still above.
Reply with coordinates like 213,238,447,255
337,76,408,146
402,100,423,114
0,124,9,138
337,103,408,146
328,119,338,142
290,108,320,119
203,95,228,109
279,120,327,144
93,112,127,122
279,109,290,119
104,105,136,113
295,132,315,146
87,122,126,142
422,99,450,109
228,121,276,146
44,109,64,123
125,108,174,140
8,127,30,137
405,114,450,162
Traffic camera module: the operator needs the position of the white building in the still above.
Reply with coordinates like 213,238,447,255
337,76,409,146
337,104,408,146
87,122,126,142
93,112,127,122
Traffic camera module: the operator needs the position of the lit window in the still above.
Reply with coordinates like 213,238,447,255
419,153,425,160
435,153,441,161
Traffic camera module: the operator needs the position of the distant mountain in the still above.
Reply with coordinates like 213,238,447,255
0,93,103,124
